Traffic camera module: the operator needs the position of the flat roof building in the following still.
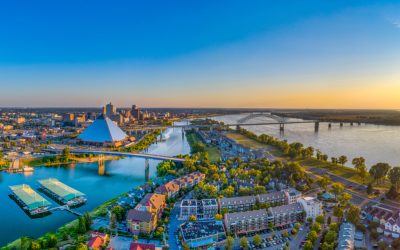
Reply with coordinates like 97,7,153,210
9,184,51,215
38,178,86,206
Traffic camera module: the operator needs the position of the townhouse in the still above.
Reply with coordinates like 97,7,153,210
172,171,205,189
363,205,400,238
155,181,180,199
336,222,355,250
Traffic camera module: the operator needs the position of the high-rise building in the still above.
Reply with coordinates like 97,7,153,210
103,102,116,116
131,104,141,121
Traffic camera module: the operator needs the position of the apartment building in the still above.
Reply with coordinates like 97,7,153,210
219,195,257,213
267,202,304,227
180,199,218,220
298,197,323,221
224,209,270,235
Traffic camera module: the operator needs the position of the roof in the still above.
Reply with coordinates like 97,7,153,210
181,221,226,241
268,202,304,216
87,236,104,248
78,114,127,143
138,193,165,210
129,242,156,250
220,195,257,206
10,184,51,210
39,178,84,201
225,209,269,225
127,209,153,223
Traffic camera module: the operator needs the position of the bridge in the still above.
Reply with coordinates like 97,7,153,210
48,205,82,216
44,149,186,163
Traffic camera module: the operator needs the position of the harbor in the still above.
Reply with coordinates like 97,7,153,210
38,178,86,207
9,184,51,216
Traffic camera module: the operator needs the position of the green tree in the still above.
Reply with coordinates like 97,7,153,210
29,241,41,250
225,236,234,250
303,240,314,250
61,147,71,162
317,175,331,191
324,230,337,244
352,157,365,170
312,222,322,233
76,243,89,250
111,205,125,222
83,212,92,230
240,236,248,249
388,167,400,191
110,213,117,232
391,238,400,250
331,182,344,198
333,206,344,219
369,163,391,185
307,230,318,243
253,234,262,246
338,192,352,207
338,155,348,166
20,236,32,250
346,205,361,225
315,215,325,224
367,183,374,195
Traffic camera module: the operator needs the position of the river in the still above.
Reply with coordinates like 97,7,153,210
0,122,190,246
213,114,400,168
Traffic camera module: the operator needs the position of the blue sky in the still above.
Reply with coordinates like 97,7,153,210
1,0,400,108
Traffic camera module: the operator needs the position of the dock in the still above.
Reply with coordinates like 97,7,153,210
9,184,51,216
38,178,87,207
48,205,83,216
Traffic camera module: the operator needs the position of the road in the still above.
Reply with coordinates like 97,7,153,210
290,225,309,250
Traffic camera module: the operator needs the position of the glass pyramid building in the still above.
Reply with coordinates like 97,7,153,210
77,114,128,144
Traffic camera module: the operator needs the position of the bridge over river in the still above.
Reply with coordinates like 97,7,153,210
44,149,186,163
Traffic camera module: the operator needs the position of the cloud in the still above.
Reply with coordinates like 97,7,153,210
393,20,400,28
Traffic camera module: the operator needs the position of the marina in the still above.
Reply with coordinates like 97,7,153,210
9,184,51,216
38,178,86,207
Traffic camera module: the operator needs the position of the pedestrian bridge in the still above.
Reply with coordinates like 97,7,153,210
44,149,186,163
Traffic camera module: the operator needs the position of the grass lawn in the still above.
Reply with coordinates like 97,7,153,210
186,132,221,162
225,131,284,157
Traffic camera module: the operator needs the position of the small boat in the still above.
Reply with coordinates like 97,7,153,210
23,167,34,172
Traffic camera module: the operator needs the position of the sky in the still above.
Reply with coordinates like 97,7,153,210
0,0,400,108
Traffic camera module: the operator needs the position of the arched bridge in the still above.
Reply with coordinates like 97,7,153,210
237,112,289,124
44,149,186,163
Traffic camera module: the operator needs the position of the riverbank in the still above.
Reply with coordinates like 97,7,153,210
185,130,221,162
18,154,121,168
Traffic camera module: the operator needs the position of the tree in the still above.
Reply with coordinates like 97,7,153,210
215,214,223,221
346,205,361,225
333,206,344,219
77,216,86,233
225,236,234,250
388,167,400,191
331,182,344,198
20,236,32,250
338,192,352,207
316,215,325,224
240,236,248,249
367,183,374,195
338,155,347,166
352,157,365,170
312,222,322,233
189,215,197,221
253,234,262,246
61,147,71,162
317,175,331,191
321,242,334,250
294,223,301,230
369,163,391,185
222,185,235,197
327,216,331,225
110,213,117,232
282,230,289,237
303,240,314,250
391,238,400,250
358,165,368,184
377,241,389,250
29,241,41,250
324,230,337,244
307,230,318,243
83,212,92,230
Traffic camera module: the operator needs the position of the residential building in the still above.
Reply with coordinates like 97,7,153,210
284,188,302,204
258,191,287,206
219,196,257,213
172,172,205,189
155,181,180,198
298,197,323,221
362,205,400,237
127,193,166,235
180,221,226,249
129,242,157,250
336,222,355,250
267,202,304,227
180,199,218,220
224,209,269,235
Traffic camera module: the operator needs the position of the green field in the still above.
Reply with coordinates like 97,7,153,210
186,132,221,162
225,132,266,149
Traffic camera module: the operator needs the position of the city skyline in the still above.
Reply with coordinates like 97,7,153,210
1,0,400,108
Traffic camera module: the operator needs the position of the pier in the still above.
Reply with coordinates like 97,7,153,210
48,205,82,216
9,184,51,216
38,178,86,207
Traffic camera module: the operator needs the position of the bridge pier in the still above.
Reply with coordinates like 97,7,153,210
328,123,332,129
145,158,150,182
314,122,319,132
340,122,343,127
279,123,284,132
350,122,353,126
98,154,105,175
